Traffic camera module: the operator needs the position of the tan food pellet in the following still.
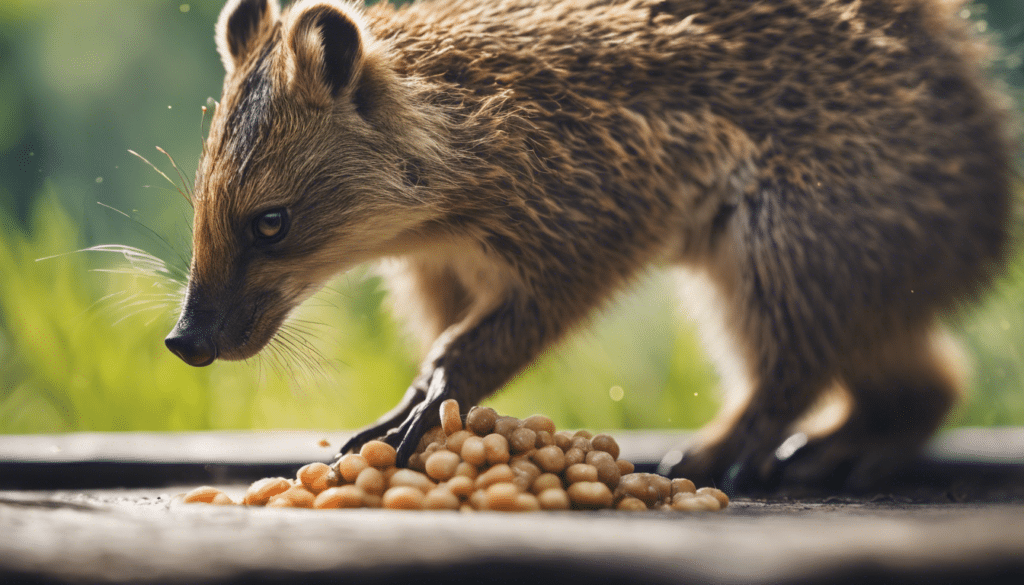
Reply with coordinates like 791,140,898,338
383,486,425,510
336,453,370,483
590,434,620,460
269,486,316,508
493,416,520,439
554,432,573,450
509,427,537,454
468,488,489,510
570,436,592,452
360,441,397,468
447,475,475,499
440,398,463,436
567,481,613,509
671,478,697,496
534,430,554,448
183,486,226,504
616,459,635,475
355,466,386,496
615,474,662,506
564,447,586,468
532,445,566,474
424,487,461,510
461,436,487,467
244,477,292,506
672,492,721,512
485,482,519,511
510,458,541,483
445,430,472,454
475,464,515,490
388,468,436,493
585,450,614,467
522,414,557,435
454,461,479,479
297,462,336,494
573,430,593,440
515,493,541,512
616,496,648,511
466,406,498,436
650,474,672,501
537,488,571,510
696,487,730,508
314,485,365,509
531,473,563,494
564,463,599,484
483,433,511,465
362,494,382,508
211,492,235,505
595,459,621,488
425,450,461,481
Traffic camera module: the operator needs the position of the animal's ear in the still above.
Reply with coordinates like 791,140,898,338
285,1,365,103
216,0,280,74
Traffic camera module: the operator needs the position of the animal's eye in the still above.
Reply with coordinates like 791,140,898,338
253,208,289,244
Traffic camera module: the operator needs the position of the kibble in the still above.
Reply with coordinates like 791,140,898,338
184,399,730,515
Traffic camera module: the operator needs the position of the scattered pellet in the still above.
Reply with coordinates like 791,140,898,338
440,398,463,436
361,441,397,468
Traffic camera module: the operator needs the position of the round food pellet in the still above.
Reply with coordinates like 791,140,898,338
297,462,336,494
493,416,520,439
210,492,235,505
446,475,475,499
383,486,425,510
585,450,614,467
554,432,573,450
461,436,487,467
534,430,554,448
573,430,593,440
336,453,370,483
567,481,613,509
424,487,461,510
483,433,511,464
355,466,386,496
537,488,570,510
388,468,436,493
244,477,292,506
269,486,315,508
425,450,461,481
475,464,515,490
696,487,730,509
485,482,519,511
671,478,697,497
440,398,463,436
616,496,648,511
184,486,226,504
509,427,537,454
466,406,498,436
594,459,621,488
532,445,566,474
522,414,557,435
616,459,635,475
314,485,365,509
616,473,661,506
454,461,479,479
515,492,541,512
590,434,620,459
531,473,563,494
564,463,598,484
564,447,586,467
360,441,397,468
445,430,472,454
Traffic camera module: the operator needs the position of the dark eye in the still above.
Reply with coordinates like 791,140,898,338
252,208,289,244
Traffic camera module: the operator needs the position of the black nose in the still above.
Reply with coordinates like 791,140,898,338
165,332,217,367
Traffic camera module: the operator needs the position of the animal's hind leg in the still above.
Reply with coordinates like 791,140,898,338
777,327,965,491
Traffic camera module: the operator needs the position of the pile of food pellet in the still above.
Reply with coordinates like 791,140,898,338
183,399,728,512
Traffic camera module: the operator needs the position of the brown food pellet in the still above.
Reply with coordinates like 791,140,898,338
454,461,479,479
522,414,557,435
537,488,570,510
567,481,613,509
297,462,336,494
595,459,621,488
531,473,563,494
570,436,592,452
244,477,291,506
184,486,226,504
360,441,397,468
534,430,554,448
671,478,697,497
585,450,614,467
573,430,594,440
461,436,487,467
318,439,331,448
465,406,498,436
696,487,730,508
446,475,475,499
483,433,511,464
425,450,461,482
417,426,447,452
388,468,436,493
355,466,386,496
475,463,515,490
269,486,316,508
554,432,573,450
485,482,519,511
406,452,426,473
616,496,648,511
615,474,661,506
336,453,370,483
616,459,635,475
564,447,586,467
382,486,425,510
564,463,598,484
440,398,463,436
362,494,383,508
314,485,364,509
424,487,461,510
493,416,520,439
532,445,567,474
590,434,620,460
509,427,537,454
515,493,541,512
445,430,472,454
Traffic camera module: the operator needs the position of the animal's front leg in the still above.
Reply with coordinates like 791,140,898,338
342,293,557,466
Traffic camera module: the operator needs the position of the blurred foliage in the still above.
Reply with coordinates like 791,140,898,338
0,1,1022,434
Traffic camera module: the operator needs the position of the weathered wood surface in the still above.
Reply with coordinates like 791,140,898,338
2,429,1024,584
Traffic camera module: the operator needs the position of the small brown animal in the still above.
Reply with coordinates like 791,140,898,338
165,0,1015,492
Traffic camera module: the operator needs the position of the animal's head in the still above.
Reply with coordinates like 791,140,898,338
166,0,442,366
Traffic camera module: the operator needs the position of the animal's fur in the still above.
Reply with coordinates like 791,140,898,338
166,0,1015,491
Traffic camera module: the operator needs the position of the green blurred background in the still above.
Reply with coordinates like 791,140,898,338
0,1,1021,435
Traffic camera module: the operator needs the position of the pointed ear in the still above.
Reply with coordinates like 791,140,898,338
216,0,280,74
286,1,365,103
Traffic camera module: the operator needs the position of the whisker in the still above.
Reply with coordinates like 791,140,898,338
128,149,191,207
156,146,195,201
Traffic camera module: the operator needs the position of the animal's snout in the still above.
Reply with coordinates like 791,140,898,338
165,328,218,367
